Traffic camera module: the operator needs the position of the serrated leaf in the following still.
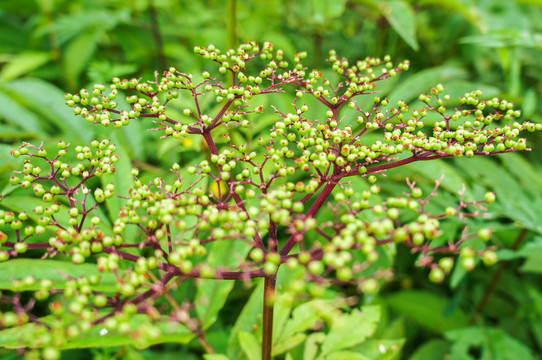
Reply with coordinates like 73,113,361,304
385,290,468,333
272,294,294,344
239,331,260,360
304,332,326,360
278,300,323,341
228,279,264,358
195,239,250,330
273,333,306,357
319,306,380,357
378,1,418,51
0,259,116,292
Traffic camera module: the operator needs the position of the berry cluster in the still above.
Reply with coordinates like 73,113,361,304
0,41,538,357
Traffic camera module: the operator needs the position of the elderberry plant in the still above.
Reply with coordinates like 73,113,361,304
0,41,539,360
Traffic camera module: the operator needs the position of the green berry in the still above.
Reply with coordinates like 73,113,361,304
429,267,445,283
361,278,379,294
478,228,492,242
482,251,498,266
484,192,496,203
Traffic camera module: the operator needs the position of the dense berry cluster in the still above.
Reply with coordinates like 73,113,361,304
0,41,538,358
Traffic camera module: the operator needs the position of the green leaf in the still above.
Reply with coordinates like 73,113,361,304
0,88,47,135
304,332,326,360
0,52,52,82
278,300,324,341
228,279,264,358
0,144,22,177
455,156,542,234
385,290,468,333
118,112,146,161
48,10,128,44
436,81,500,103
517,236,542,273
409,339,449,360
530,319,542,352
319,305,380,357
272,333,307,357
378,1,419,51
387,66,467,106
351,339,405,360
64,31,102,86
195,239,250,330
238,331,260,360
6,78,92,141
0,314,193,350
449,260,469,289
87,60,138,85
500,153,542,197
203,355,231,360
0,259,117,292
101,135,134,230
406,159,474,200
312,0,347,22
272,294,294,344
0,195,112,236
326,350,371,360
416,0,479,24
445,326,534,360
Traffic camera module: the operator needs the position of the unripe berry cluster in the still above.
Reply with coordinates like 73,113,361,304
0,41,538,354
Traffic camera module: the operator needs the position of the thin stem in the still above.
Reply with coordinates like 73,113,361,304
202,130,267,252
196,329,216,355
262,274,277,360
280,181,337,255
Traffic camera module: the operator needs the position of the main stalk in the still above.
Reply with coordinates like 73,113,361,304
262,274,277,360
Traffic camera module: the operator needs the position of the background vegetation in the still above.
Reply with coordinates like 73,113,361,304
1,0,542,359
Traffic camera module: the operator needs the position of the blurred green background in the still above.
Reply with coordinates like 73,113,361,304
1,0,542,359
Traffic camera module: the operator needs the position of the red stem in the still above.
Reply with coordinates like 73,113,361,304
262,274,276,360
280,181,337,255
